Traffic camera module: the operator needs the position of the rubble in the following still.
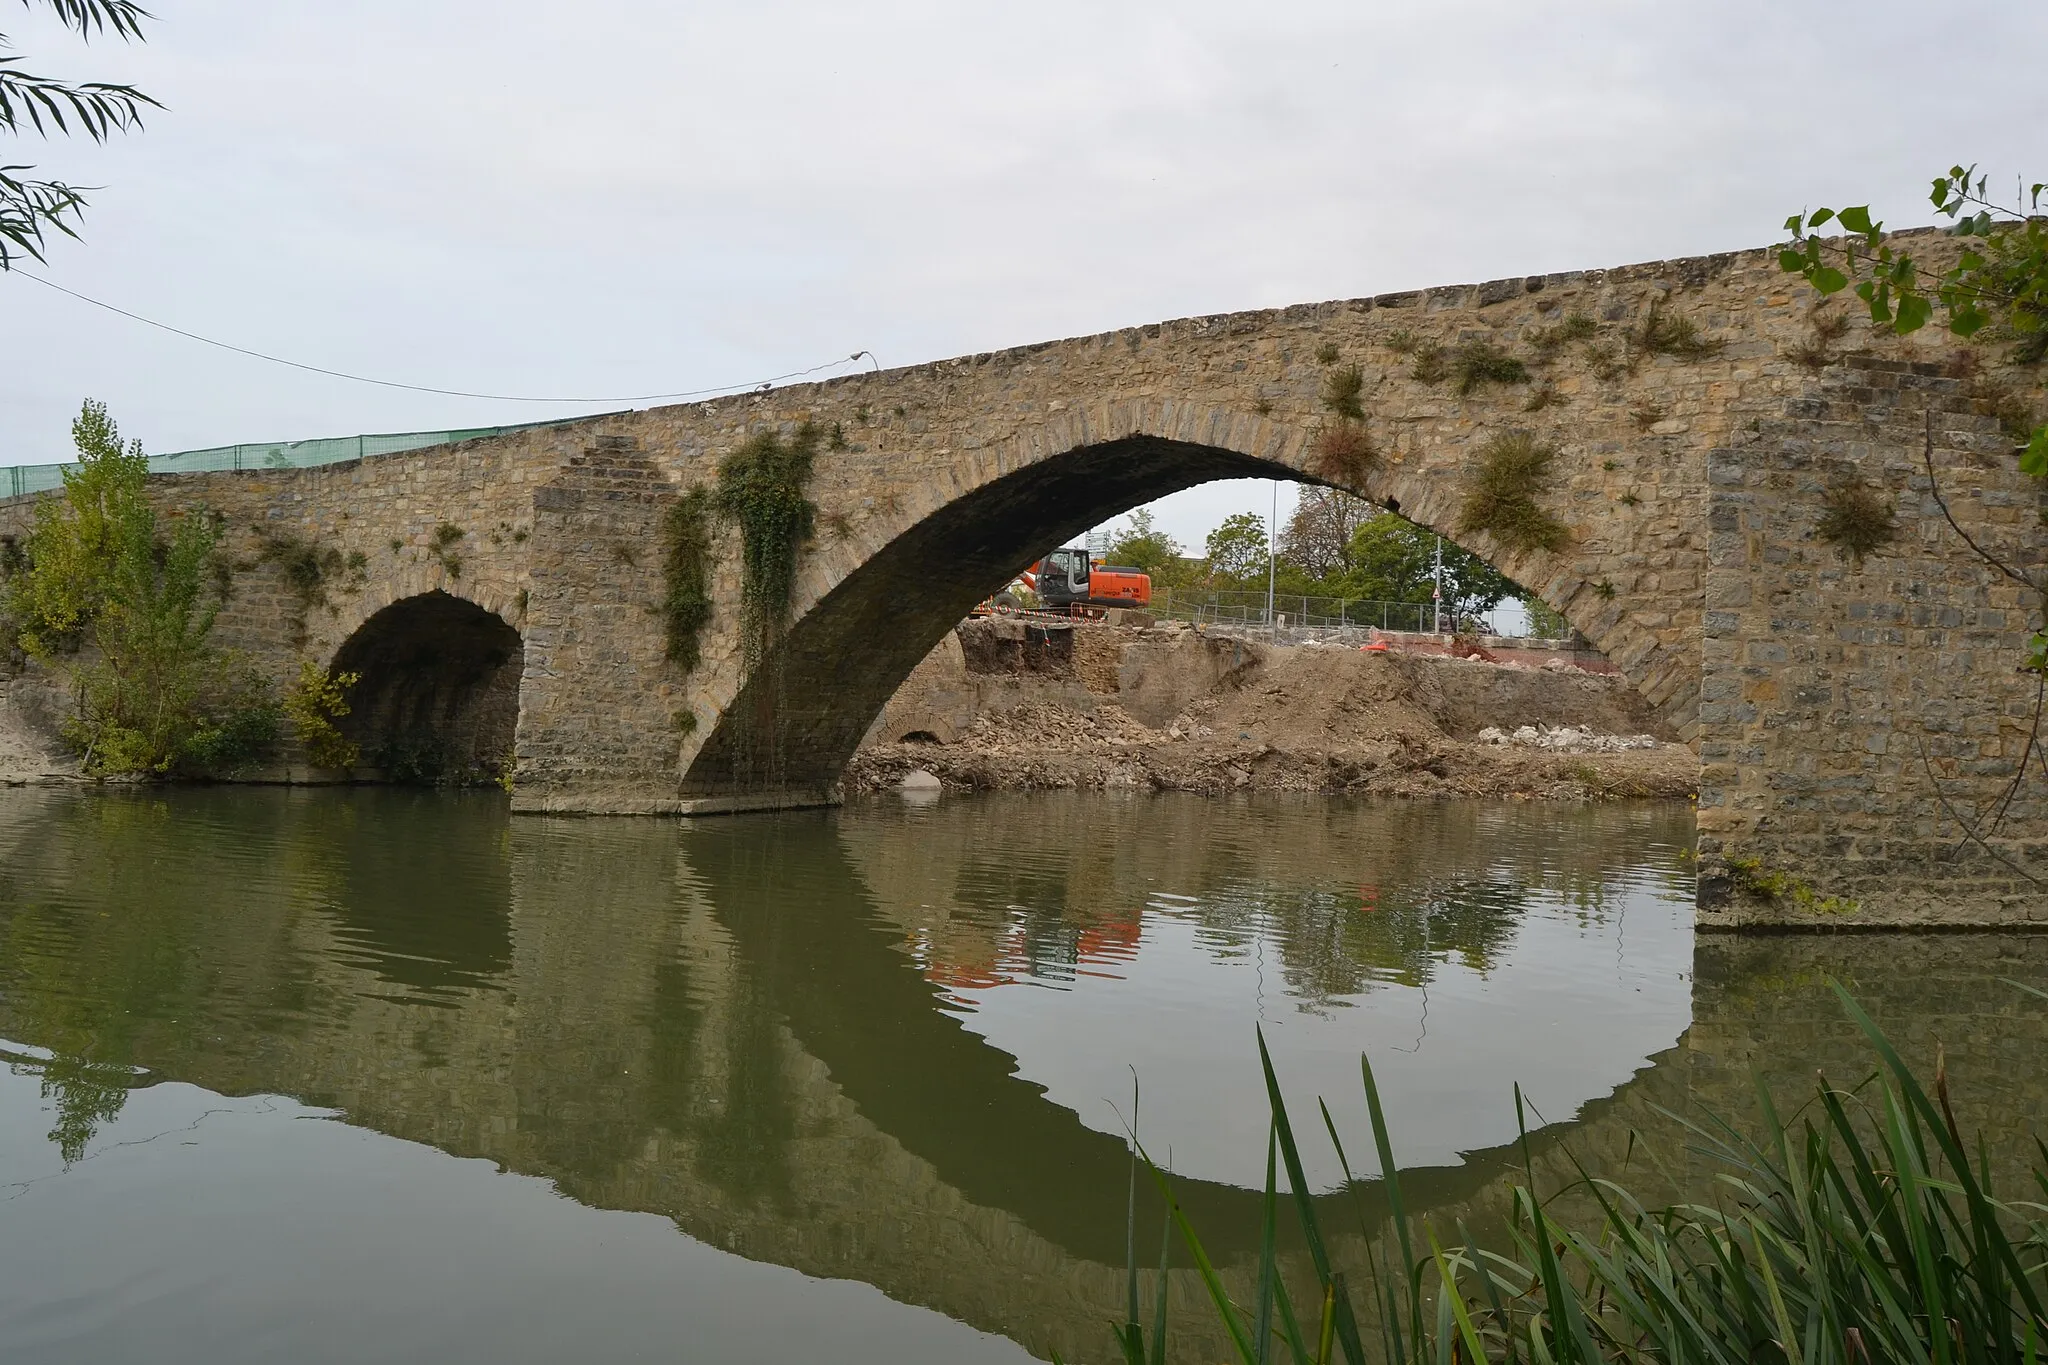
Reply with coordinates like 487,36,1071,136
1475,724,1663,752
848,624,1698,802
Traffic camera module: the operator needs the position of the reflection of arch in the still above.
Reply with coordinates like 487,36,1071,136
681,416,1684,798
682,812,1680,1264
331,591,522,785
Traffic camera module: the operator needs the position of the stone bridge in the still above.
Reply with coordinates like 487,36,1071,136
2,232,2043,923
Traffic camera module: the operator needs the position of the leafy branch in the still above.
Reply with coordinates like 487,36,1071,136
1778,165,2048,475
0,0,159,267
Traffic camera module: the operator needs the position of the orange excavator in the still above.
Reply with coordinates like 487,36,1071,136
987,547,1152,617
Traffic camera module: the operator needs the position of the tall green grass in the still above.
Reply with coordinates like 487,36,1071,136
1089,981,2048,1365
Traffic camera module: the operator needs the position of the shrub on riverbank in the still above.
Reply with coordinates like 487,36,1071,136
1104,983,2048,1364
1,401,277,776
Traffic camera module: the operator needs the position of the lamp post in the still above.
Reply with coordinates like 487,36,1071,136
1266,480,1278,638
1432,535,1444,635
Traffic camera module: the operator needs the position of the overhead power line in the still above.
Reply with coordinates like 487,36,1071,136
11,270,879,403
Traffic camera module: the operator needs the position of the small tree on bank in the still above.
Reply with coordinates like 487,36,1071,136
3,401,275,775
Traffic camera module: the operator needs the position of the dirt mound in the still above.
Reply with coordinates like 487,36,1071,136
850,627,1698,803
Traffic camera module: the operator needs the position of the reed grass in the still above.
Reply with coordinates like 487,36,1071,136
1093,981,2048,1365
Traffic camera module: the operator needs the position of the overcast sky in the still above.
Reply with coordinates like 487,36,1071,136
4,0,2044,553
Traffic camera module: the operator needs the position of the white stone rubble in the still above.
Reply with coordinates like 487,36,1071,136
1474,724,1661,753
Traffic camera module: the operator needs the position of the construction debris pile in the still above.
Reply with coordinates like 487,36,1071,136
848,620,1699,802
1475,724,1664,753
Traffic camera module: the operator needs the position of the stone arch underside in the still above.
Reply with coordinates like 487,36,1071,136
678,432,1671,798
331,590,524,784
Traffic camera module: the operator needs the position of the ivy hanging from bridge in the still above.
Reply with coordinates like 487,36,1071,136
659,487,714,670
713,422,819,669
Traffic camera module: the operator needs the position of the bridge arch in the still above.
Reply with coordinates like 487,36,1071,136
678,402,1661,799
330,590,523,785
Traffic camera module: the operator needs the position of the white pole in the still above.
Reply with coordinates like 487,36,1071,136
1432,535,1444,635
1267,480,1278,637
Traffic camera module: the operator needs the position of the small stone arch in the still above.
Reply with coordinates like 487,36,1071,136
330,590,523,785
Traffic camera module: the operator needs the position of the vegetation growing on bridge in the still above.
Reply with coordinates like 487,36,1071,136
714,422,819,668
1457,432,1571,555
1,400,278,776
1319,364,1366,421
1313,363,1379,486
251,530,367,650
1449,340,1529,395
429,522,466,579
1814,478,1899,565
1108,984,2048,1365
1528,311,1599,360
1635,297,1725,361
660,486,715,670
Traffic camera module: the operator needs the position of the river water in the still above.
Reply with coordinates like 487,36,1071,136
1,788,2043,1363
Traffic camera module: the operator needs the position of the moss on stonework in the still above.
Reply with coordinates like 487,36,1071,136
252,530,367,650
1726,855,1859,915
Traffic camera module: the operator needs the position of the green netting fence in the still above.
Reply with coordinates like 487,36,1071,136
3,414,614,500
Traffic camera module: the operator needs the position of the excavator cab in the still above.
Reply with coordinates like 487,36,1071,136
1039,548,1090,600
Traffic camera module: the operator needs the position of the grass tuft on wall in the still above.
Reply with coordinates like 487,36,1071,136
1639,299,1725,359
1528,312,1598,360
1451,340,1530,395
1312,423,1378,485
1320,364,1366,420
1816,476,1899,564
1457,432,1571,554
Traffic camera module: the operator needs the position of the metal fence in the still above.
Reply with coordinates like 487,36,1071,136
1152,587,1525,636
3,415,615,500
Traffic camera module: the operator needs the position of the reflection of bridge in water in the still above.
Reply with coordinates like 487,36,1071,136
1,790,2044,1364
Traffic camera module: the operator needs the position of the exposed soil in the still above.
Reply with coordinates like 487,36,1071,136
0,667,76,786
849,622,1698,801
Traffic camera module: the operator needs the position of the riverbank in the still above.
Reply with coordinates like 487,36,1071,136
848,620,1698,801
3,620,1699,802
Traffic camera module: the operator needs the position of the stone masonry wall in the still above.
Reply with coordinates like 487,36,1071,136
1694,356,2047,925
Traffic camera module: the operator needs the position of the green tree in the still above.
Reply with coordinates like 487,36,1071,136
5,400,274,774
1340,513,1517,622
1204,512,1270,586
1105,507,1202,595
1,0,158,267
1521,596,1573,640
1104,508,1180,573
1777,166,2046,676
